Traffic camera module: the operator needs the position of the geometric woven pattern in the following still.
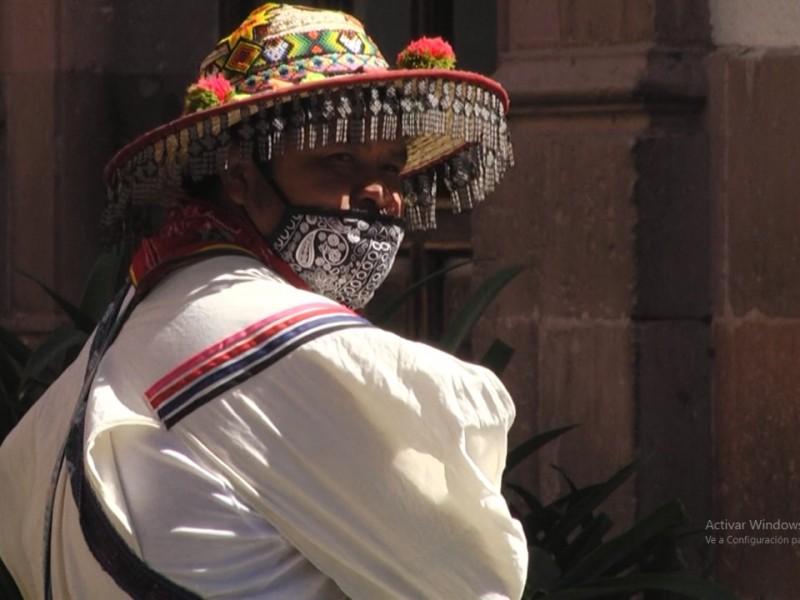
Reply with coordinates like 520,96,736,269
201,3,387,91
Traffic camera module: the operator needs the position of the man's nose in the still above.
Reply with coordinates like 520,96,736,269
351,181,396,214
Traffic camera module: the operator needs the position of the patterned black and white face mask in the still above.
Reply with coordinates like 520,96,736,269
268,206,405,309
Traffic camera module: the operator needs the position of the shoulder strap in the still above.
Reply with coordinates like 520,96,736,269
43,281,201,599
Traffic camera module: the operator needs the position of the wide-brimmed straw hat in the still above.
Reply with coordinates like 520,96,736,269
102,2,513,243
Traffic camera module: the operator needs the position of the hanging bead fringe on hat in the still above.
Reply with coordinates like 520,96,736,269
103,75,513,244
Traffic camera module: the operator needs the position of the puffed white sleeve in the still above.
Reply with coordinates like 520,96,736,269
179,326,529,600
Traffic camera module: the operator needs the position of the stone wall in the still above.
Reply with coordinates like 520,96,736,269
474,0,713,568
704,2,800,594
0,0,60,332
472,1,800,596
707,47,800,597
0,1,216,338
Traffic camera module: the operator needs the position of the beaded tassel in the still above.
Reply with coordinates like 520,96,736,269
289,97,306,151
382,85,399,140
254,108,271,163
335,90,351,143
270,102,286,157
307,94,320,149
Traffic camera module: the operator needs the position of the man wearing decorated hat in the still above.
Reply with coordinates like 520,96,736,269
0,4,527,599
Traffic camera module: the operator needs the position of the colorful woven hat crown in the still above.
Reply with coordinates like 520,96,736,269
102,3,513,244
201,4,387,92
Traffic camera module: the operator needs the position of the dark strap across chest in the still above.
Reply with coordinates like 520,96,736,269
42,249,368,598
43,281,202,599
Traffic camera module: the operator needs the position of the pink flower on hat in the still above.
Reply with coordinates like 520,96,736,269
183,73,235,114
198,73,235,103
396,36,456,70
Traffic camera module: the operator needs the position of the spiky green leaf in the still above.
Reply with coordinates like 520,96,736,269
546,460,641,545
19,327,87,388
554,500,686,589
505,425,579,472
480,339,515,376
18,270,96,333
370,260,474,324
527,546,562,593
80,251,125,323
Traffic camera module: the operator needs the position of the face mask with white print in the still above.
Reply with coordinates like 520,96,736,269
267,205,405,309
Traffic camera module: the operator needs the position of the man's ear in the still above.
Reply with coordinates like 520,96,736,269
217,145,286,235
219,147,252,207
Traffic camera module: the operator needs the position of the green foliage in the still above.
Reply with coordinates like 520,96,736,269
504,426,736,599
0,251,124,443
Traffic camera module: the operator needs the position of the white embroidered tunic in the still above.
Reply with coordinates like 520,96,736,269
0,255,528,599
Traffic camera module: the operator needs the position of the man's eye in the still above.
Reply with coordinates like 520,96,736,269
327,153,355,164
382,163,403,175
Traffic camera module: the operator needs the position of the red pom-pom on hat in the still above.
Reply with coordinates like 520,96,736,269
397,36,456,70
197,74,234,103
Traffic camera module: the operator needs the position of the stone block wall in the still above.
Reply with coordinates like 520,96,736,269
0,0,216,337
475,0,713,567
473,113,641,529
476,1,800,595
56,2,218,301
707,48,800,597
0,1,59,328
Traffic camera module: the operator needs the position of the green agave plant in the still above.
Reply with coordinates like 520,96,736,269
504,426,735,600
0,252,126,444
0,256,735,599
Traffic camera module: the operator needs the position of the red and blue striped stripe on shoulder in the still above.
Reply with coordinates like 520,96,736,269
145,302,370,428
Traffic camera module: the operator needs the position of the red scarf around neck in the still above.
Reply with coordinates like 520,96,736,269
129,200,308,297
